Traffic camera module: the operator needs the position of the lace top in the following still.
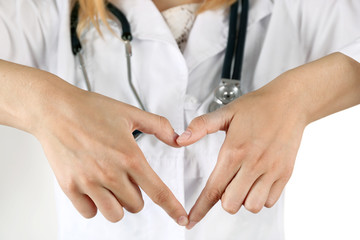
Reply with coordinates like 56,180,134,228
161,3,201,52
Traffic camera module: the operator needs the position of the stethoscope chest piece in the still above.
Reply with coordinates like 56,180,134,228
209,79,242,112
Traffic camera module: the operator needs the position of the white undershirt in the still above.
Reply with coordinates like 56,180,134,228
161,3,201,52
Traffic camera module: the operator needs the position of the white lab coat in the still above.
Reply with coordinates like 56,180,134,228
1,0,360,239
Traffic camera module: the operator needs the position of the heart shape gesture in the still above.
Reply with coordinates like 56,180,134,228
10,53,356,230
32,70,304,229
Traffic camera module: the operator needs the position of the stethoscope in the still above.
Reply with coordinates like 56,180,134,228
209,0,248,112
70,0,249,139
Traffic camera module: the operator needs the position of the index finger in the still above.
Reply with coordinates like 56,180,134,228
128,151,189,226
186,140,244,229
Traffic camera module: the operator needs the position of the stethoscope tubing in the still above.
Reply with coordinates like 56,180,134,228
222,0,249,81
233,0,249,80
78,52,92,92
222,0,239,80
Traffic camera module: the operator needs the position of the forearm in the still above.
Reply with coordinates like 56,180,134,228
0,60,74,134
260,53,360,125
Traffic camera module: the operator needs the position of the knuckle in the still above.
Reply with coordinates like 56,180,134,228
196,115,207,126
79,175,97,189
127,200,145,214
243,164,258,177
271,160,294,180
222,200,240,215
60,179,78,195
108,211,124,223
204,188,222,205
245,159,264,175
158,116,171,128
220,147,245,166
121,154,142,173
264,198,276,208
153,188,171,205
190,115,207,132
269,160,282,172
282,167,294,181
198,115,208,130
101,200,114,213
81,208,97,219
100,201,124,223
101,171,118,186
245,200,263,214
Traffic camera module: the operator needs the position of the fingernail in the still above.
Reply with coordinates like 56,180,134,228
177,216,189,226
186,221,198,230
177,130,192,142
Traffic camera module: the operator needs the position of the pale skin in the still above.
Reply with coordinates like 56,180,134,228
177,52,360,229
1,0,360,231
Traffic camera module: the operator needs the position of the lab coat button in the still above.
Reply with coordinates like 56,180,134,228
184,94,200,110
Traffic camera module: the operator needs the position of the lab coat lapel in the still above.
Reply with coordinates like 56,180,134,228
183,7,228,74
184,0,274,74
248,0,274,26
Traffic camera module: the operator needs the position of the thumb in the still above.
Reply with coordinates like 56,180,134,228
177,109,231,147
130,109,179,147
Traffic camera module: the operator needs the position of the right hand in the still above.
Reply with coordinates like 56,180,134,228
30,77,188,225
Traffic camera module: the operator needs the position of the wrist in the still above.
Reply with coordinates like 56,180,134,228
253,71,310,128
26,72,84,138
0,61,82,136
0,62,45,133
260,53,360,126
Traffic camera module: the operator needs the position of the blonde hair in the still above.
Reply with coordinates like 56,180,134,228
76,0,236,35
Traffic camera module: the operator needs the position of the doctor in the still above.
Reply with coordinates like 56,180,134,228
1,0,360,239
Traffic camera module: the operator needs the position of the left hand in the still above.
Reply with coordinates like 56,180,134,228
177,83,307,229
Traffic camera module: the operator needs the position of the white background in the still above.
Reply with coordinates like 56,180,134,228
0,106,360,240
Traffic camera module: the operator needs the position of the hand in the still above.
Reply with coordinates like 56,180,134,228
177,85,307,229
31,78,188,225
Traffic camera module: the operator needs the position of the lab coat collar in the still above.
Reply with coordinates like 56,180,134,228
110,0,273,75
248,0,274,26
112,0,178,46
182,7,228,73
112,0,273,46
